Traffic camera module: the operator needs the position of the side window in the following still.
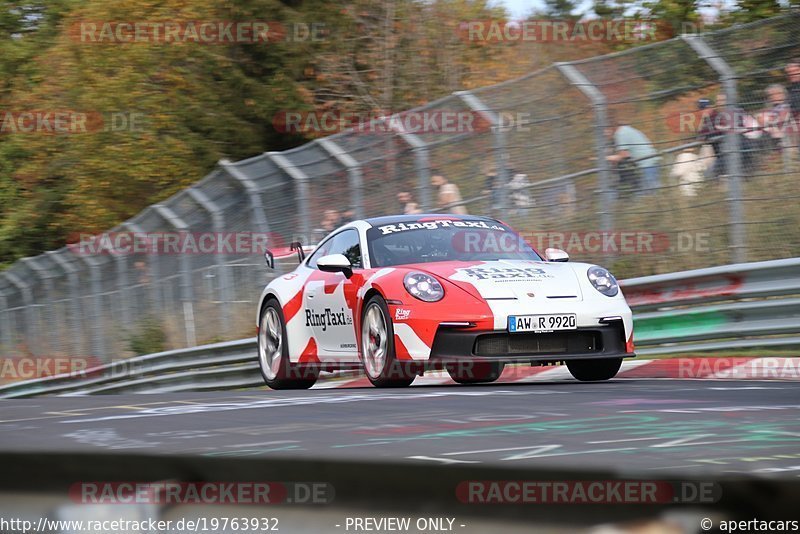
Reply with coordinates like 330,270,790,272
306,238,333,269
329,230,363,269
307,230,363,269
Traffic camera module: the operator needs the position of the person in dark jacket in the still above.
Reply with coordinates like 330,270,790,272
787,59,800,118
785,60,800,165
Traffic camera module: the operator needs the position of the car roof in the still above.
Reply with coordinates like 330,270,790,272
363,214,501,227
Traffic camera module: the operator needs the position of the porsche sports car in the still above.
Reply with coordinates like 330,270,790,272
256,214,634,389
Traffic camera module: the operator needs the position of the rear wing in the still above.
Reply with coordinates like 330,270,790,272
264,241,316,269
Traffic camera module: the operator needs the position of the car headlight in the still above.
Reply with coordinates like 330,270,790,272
587,266,619,297
403,272,444,302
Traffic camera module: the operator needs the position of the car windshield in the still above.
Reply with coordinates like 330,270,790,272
367,219,542,267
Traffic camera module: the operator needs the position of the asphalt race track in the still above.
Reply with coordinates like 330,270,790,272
1,378,799,476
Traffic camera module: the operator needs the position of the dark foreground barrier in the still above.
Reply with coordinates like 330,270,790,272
0,452,797,532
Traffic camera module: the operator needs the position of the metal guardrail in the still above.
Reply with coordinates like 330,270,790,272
0,338,258,397
1,257,798,398
623,257,800,354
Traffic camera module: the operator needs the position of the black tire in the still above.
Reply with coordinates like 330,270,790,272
566,358,622,381
258,298,318,390
361,294,417,388
446,361,505,384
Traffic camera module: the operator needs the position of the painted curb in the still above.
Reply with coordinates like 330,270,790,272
312,357,800,388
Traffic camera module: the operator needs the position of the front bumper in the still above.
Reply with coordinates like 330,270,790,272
429,321,633,363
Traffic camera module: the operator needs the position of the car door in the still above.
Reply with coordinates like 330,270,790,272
305,229,363,355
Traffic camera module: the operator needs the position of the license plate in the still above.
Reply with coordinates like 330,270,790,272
508,314,577,333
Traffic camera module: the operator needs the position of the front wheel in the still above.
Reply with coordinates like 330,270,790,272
361,295,416,388
566,358,622,381
446,362,504,384
258,299,318,390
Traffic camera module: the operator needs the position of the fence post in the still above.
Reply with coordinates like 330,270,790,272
682,34,746,264
21,257,54,355
387,121,432,212
266,152,312,241
219,159,271,234
79,255,107,361
555,63,614,239
188,187,232,334
47,250,84,356
152,204,197,347
0,290,11,354
124,220,161,323
454,90,510,215
3,272,38,356
317,138,365,219
115,254,132,329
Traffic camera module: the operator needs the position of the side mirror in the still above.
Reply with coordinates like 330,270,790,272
545,248,569,262
264,250,275,269
317,254,352,277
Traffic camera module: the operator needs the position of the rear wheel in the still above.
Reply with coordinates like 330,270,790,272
566,358,622,381
446,362,504,384
258,299,318,390
361,295,416,388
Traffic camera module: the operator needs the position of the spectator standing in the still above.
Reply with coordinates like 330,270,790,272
431,174,468,214
757,84,792,147
397,191,421,215
699,93,758,177
787,59,800,119
670,146,705,198
508,172,533,217
134,260,151,285
786,60,800,166
605,121,661,196
480,160,500,210
757,84,796,169
320,209,341,232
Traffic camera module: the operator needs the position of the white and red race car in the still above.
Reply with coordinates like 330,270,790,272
256,215,634,389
